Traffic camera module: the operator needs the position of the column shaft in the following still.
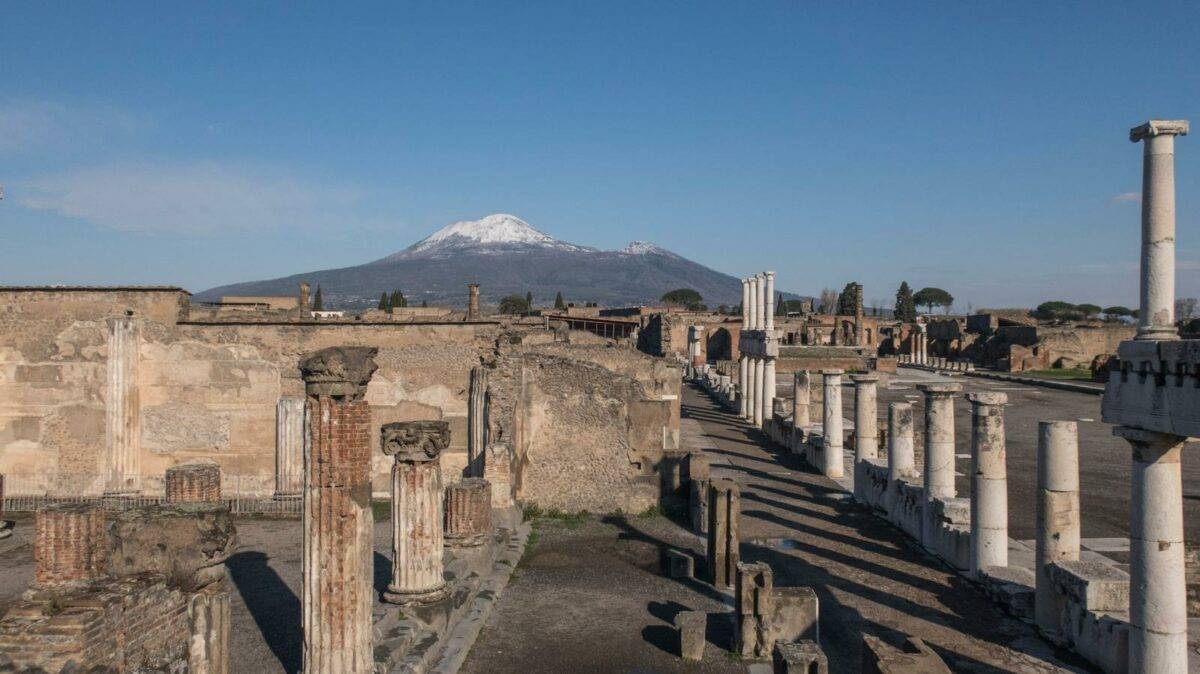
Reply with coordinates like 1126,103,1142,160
887,403,915,480
821,371,844,478
753,358,765,426
764,272,775,332
762,358,776,428
851,376,879,461
741,279,751,330
739,356,750,419
968,393,1008,576
792,370,811,428
105,317,140,493
275,397,306,497
1136,130,1181,338
920,384,961,549
1035,421,1080,636
467,365,489,476
390,461,445,592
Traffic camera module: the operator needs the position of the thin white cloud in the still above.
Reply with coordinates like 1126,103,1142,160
17,162,367,234
1110,192,1141,204
0,100,145,154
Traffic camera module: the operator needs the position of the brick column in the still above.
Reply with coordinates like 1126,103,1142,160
381,420,450,605
165,460,222,503
967,392,1008,577
467,365,489,476
33,503,107,588
275,396,306,498
299,347,378,674
444,477,491,548
1115,426,1188,672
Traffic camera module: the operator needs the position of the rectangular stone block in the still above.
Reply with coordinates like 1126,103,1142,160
675,610,706,661
666,549,694,579
768,587,819,646
690,478,710,535
861,635,951,673
773,639,828,674
1048,560,1130,613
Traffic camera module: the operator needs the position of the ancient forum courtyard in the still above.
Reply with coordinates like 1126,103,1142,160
0,120,1196,673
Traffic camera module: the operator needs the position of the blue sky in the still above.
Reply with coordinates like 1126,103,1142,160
1,2,1197,309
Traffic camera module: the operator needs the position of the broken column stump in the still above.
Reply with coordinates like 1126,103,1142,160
382,420,450,606
165,459,222,503
862,635,951,673
706,478,740,588
444,477,491,548
735,561,774,658
773,640,828,674
675,610,707,661
33,502,107,588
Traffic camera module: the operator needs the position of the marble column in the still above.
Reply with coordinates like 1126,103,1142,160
821,370,844,478
275,397,306,498
741,278,751,330
887,402,916,481
1115,427,1188,672
467,365,489,476
1035,421,1080,637
851,375,879,461
753,357,765,427
755,273,766,329
762,357,776,429
104,316,140,494
749,276,760,331
919,382,961,547
1130,120,1189,340
764,271,775,332
739,355,751,419
467,283,480,321
382,420,450,605
299,347,378,674
792,370,811,429
967,392,1008,577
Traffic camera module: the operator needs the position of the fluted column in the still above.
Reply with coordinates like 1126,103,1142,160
920,382,961,548
275,397,306,498
382,420,450,605
1035,421,1080,637
753,357,765,427
754,273,766,329
792,370,810,429
764,271,775,332
300,347,378,674
851,375,879,461
1130,120,1188,339
105,316,140,494
749,277,760,330
821,370,844,478
1115,427,1188,672
467,366,489,476
741,278,751,331
967,392,1008,577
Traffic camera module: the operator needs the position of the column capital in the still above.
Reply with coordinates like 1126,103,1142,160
966,391,1007,406
1130,119,1189,142
820,369,844,376
918,382,962,397
764,270,775,280
1112,425,1187,456
850,374,879,384
299,347,378,397
382,420,450,463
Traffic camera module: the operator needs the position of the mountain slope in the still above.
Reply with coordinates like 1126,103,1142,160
196,214,781,308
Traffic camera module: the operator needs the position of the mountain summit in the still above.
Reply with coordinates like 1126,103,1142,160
197,214,758,308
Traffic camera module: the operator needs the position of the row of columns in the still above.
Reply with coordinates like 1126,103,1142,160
739,271,776,428
909,327,928,365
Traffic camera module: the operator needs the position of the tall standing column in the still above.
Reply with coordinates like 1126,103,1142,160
741,278,751,331
1115,427,1188,672
755,273,767,330
749,277,760,330
821,370,844,478
467,283,481,321
1130,120,1188,339
275,397,306,498
851,375,879,461
1035,421,1081,637
920,382,961,548
300,347,378,674
105,316,140,494
739,355,751,419
753,357,765,427
764,271,775,332
967,392,1008,577
382,421,450,605
762,357,776,428
792,370,811,429
887,402,916,481
467,365,489,476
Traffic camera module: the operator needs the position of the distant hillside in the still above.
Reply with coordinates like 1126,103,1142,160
196,214,804,309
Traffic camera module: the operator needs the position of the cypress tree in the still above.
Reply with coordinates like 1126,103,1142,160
390,290,403,311
378,292,390,312
421,300,428,308
312,285,323,311
526,291,533,306
554,292,565,310
895,282,916,322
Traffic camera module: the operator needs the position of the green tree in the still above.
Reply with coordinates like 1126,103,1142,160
1076,303,1102,319
378,292,390,312
312,285,323,311
525,291,533,307
497,294,531,315
894,282,916,322
421,300,428,308
661,288,702,307
836,282,862,315
776,292,785,316
389,290,405,311
1034,301,1077,321
913,287,953,314
554,291,565,310
1103,306,1133,318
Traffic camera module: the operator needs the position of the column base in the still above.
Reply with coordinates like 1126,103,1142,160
1136,326,1179,340
383,582,449,606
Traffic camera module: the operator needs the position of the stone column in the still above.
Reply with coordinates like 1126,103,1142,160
33,503,107,588
920,382,961,548
1130,120,1189,340
753,357,765,427
739,355,751,419
764,271,776,332
165,460,222,503
299,282,311,317
1115,427,1188,672
1035,421,1080,637
741,278,751,330
275,397,306,498
821,370,844,478
967,392,1008,577
444,478,491,547
749,277,760,330
300,347,378,674
689,325,705,367
483,442,514,509
755,273,767,330
706,478,740,588
467,365,489,476
381,421,450,606
762,357,776,428
851,375,879,461
792,370,810,429
467,283,480,321
887,402,915,481
104,316,140,494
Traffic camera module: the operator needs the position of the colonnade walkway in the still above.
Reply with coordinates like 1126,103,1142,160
680,385,1088,672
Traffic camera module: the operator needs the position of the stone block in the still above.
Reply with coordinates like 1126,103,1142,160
861,635,951,673
675,610,706,661
108,503,236,588
1048,560,1130,613
735,561,774,658
979,565,1035,619
768,587,819,646
666,549,694,579
773,640,828,673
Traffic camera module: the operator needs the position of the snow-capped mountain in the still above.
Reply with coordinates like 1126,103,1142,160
197,214,780,308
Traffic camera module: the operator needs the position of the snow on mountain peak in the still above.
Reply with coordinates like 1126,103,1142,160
622,241,671,255
413,214,561,251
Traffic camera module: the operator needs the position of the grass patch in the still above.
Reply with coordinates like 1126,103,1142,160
637,504,665,519
520,502,590,529
372,500,391,522
1018,369,1094,382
